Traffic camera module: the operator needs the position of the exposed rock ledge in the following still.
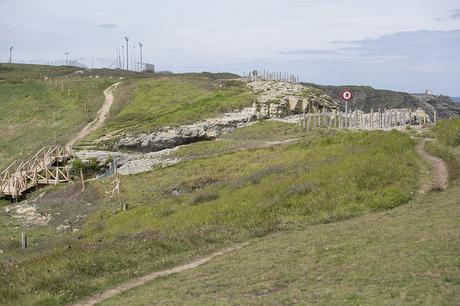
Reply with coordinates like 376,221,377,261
116,107,259,152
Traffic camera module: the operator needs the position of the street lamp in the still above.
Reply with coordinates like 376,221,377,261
138,42,143,71
64,52,70,66
9,46,13,64
125,36,129,70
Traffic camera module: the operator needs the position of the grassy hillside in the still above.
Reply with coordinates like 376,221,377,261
0,124,421,305
105,182,460,305
0,76,114,169
90,74,255,138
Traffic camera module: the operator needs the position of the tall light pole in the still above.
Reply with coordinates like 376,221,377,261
64,52,69,66
116,49,120,69
9,46,13,63
121,46,125,69
133,46,136,71
125,36,129,70
138,42,143,71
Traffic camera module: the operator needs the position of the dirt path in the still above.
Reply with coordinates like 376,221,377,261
415,140,449,193
68,82,120,146
71,242,249,306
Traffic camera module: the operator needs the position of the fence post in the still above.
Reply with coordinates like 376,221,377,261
80,169,85,191
434,110,437,125
313,111,316,128
370,108,374,129
21,232,28,249
302,107,306,130
323,109,327,128
307,113,311,131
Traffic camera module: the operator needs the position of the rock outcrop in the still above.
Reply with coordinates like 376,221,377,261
247,80,339,118
116,108,258,152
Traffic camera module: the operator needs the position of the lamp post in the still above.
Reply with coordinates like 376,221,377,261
138,42,143,71
125,36,129,70
64,52,70,66
121,46,124,69
9,46,13,63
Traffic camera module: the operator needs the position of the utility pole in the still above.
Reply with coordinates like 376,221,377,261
9,46,13,63
121,46,125,69
125,36,129,70
116,49,120,69
133,46,136,71
64,52,69,66
91,54,94,70
138,42,143,71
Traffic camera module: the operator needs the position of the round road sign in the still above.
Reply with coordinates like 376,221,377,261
341,90,353,101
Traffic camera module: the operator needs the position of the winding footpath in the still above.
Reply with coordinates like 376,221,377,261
68,82,120,146
71,138,451,306
71,242,249,306
415,140,449,193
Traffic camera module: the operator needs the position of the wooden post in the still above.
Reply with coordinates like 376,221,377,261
307,113,311,131
21,232,27,249
323,109,327,128
61,82,64,93
370,108,374,130
339,112,342,129
434,110,437,125
302,107,306,130
80,169,85,191
313,111,316,128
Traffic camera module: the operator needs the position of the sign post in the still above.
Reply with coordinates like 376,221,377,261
341,89,353,128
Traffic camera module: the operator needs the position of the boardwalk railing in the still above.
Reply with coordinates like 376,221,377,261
300,108,435,131
0,146,74,199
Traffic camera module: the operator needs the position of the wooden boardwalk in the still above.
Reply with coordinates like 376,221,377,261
0,146,74,199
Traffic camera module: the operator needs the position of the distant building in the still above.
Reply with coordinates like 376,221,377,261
142,63,155,73
425,89,433,95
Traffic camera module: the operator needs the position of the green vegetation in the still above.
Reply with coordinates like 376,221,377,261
0,64,117,169
432,118,460,147
105,182,460,305
95,75,255,136
0,125,420,305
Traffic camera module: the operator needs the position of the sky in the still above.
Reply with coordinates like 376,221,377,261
1,0,459,96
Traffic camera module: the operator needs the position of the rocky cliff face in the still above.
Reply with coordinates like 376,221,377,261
304,83,460,119
114,80,339,152
116,108,258,152
248,80,339,117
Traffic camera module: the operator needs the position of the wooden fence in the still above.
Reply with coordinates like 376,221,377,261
0,146,74,199
300,108,436,131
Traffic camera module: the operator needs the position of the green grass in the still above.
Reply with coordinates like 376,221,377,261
0,126,421,305
94,75,255,136
170,121,311,160
0,74,115,169
425,141,460,182
104,182,460,306
432,118,460,147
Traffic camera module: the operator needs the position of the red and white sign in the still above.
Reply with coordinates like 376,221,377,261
341,90,353,101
